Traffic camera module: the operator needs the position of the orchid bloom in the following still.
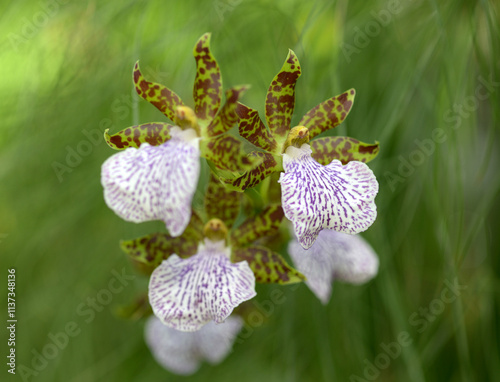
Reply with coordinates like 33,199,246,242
145,315,243,375
101,33,252,236
122,174,304,331
221,50,380,249
148,219,256,331
288,229,379,304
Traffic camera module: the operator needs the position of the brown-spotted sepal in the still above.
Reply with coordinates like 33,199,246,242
120,212,203,275
193,33,222,121
133,61,184,122
230,205,284,247
207,86,249,137
231,246,305,284
220,152,283,192
200,134,255,172
205,173,241,228
237,103,278,152
299,89,355,139
265,50,301,142
310,137,379,165
104,122,174,150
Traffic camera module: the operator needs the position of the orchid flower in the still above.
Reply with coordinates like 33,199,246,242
288,229,379,304
148,218,256,331
220,50,380,249
145,315,243,375
101,33,253,236
120,174,304,331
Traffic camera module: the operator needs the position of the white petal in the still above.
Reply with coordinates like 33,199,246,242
101,127,200,237
144,316,199,375
288,229,379,304
148,240,256,331
279,144,378,249
328,231,379,284
288,234,335,304
197,316,244,364
144,316,243,375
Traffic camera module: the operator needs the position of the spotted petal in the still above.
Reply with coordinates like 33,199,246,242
232,246,305,284
221,152,283,192
200,134,253,172
207,86,249,137
205,173,241,228
310,136,379,165
145,315,243,375
265,50,301,141
104,122,174,150
299,89,355,139
121,211,204,275
101,127,200,237
149,239,256,331
279,144,378,249
230,205,284,247
288,230,379,304
237,103,278,152
133,62,184,122
193,33,222,121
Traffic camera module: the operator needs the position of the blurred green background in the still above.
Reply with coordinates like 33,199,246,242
1,0,499,381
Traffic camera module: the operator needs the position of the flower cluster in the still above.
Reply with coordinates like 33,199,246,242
101,33,380,375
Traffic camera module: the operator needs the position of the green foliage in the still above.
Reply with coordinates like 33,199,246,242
2,1,499,381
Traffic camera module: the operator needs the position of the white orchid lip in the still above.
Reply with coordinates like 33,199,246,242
145,315,243,375
279,143,378,249
148,238,256,332
288,229,379,304
101,127,200,237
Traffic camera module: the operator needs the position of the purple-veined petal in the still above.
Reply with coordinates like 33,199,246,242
148,239,256,331
101,127,200,237
144,315,243,375
279,144,378,249
288,230,379,304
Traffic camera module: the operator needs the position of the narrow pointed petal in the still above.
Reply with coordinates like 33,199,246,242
232,246,305,284
101,128,200,237
221,152,283,192
121,212,204,274
288,230,379,304
299,89,356,139
145,316,243,375
310,136,379,165
237,103,278,152
230,205,284,247
207,86,249,137
279,144,378,249
200,134,254,172
149,241,256,331
134,62,184,122
205,173,241,228
193,33,222,120
104,122,173,150
265,50,301,141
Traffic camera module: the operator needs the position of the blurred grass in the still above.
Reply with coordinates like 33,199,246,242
1,0,499,381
